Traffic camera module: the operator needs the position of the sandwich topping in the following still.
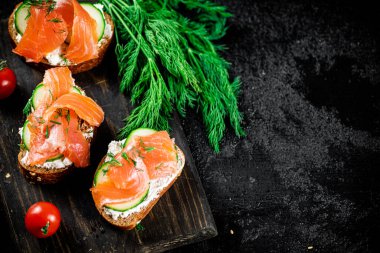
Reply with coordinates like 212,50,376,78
91,130,184,219
12,0,112,65
19,67,104,169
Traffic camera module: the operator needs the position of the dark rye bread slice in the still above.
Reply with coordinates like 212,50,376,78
18,122,96,184
93,146,185,230
8,3,114,74
18,150,75,184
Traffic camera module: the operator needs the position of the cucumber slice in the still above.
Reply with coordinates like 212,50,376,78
123,128,157,148
94,162,111,186
94,161,150,211
22,120,31,151
106,187,149,212
31,83,48,109
14,3,29,35
80,3,106,41
32,84,82,109
46,154,64,162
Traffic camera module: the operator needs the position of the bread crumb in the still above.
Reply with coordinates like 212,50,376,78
230,229,234,235
5,173,11,178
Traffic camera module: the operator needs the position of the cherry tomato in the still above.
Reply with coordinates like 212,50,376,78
25,202,61,238
0,60,16,100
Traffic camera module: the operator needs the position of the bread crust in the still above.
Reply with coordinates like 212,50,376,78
93,146,186,230
8,3,114,74
18,150,75,184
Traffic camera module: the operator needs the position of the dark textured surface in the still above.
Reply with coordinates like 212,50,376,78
170,0,380,252
2,0,380,252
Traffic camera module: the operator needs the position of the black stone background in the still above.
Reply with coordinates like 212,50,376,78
2,0,380,252
170,0,380,252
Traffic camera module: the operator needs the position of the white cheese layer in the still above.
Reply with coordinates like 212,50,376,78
98,24,112,46
45,47,71,66
20,151,73,169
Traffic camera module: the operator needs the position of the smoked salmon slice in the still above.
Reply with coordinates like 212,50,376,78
92,179,149,207
62,110,90,167
92,154,150,206
131,131,178,179
43,67,74,100
13,6,68,63
43,92,104,127
27,119,66,166
55,0,74,30
64,0,98,64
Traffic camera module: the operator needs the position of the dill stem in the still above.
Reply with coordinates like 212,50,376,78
109,4,139,44
112,0,131,10
111,2,141,39
187,49,207,84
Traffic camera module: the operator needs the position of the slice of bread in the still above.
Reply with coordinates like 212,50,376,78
8,3,114,74
93,145,185,230
18,123,95,184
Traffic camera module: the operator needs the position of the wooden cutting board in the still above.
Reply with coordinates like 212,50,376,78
0,18,217,252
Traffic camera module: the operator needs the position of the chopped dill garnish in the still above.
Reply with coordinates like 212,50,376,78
121,152,131,163
107,153,122,166
34,116,45,124
144,147,155,152
48,89,53,100
48,18,62,23
45,125,49,138
66,112,71,124
18,143,27,150
100,0,245,152
23,0,56,15
155,163,163,170
102,166,109,175
50,120,61,125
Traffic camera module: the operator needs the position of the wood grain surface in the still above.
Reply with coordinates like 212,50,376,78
0,14,217,252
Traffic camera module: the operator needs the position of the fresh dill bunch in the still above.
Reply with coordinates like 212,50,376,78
100,0,245,152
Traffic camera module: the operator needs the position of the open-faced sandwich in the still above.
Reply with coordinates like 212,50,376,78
8,0,114,74
91,128,185,229
18,67,104,184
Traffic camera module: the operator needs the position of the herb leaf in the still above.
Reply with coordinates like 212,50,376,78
48,18,62,23
101,0,245,152
107,153,122,166
23,97,33,116
45,125,50,138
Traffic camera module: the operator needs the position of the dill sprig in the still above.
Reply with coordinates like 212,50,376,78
100,0,245,152
23,97,33,116
23,0,57,14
